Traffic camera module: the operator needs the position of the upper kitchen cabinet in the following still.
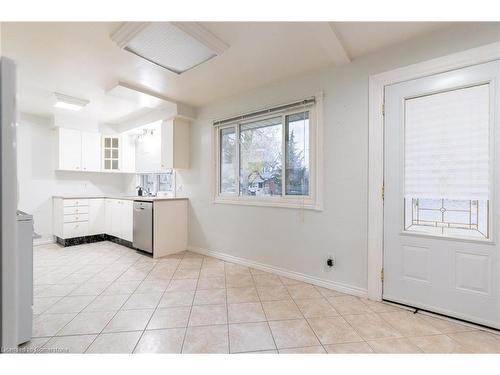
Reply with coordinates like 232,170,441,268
135,125,162,173
161,118,190,170
134,118,190,173
121,133,136,173
81,131,101,172
102,135,120,172
55,127,101,172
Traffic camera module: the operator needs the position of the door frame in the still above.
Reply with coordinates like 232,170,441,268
367,41,500,301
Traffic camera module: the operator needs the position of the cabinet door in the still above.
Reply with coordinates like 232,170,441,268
161,118,190,170
136,127,161,173
102,136,120,171
81,132,101,172
58,128,82,171
160,120,174,170
121,133,136,173
88,199,105,235
121,200,134,242
110,200,122,237
104,199,114,235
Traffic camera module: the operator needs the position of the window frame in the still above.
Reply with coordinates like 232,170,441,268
212,97,323,210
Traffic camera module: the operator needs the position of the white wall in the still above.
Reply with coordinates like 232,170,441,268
179,23,500,295
16,113,132,243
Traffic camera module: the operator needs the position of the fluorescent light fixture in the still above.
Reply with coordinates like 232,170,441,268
54,92,89,111
111,22,228,74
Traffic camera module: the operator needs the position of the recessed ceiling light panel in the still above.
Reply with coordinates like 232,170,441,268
111,22,228,74
53,92,89,111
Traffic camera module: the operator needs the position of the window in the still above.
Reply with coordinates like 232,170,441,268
220,127,237,193
214,98,321,209
404,84,490,239
239,116,282,197
158,172,174,192
286,112,310,196
137,171,175,195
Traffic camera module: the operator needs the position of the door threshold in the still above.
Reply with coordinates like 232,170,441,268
383,299,500,334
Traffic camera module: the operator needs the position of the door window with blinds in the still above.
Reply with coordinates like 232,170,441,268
214,98,320,209
404,84,491,239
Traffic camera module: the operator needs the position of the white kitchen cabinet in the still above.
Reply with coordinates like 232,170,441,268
105,198,133,241
53,198,92,239
54,197,132,242
81,131,101,172
110,200,122,238
88,198,105,235
102,136,120,172
55,127,101,172
56,127,82,171
135,123,162,173
121,133,136,173
121,200,133,242
161,118,190,170
134,118,190,173
104,199,114,235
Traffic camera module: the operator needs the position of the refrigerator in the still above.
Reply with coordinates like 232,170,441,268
1,57,32,350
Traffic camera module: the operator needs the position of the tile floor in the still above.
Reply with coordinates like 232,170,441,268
23,241,500,354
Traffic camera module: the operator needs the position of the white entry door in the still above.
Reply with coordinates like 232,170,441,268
383,60,500,329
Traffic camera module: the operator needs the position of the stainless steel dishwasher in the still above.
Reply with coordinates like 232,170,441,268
133,201,153,253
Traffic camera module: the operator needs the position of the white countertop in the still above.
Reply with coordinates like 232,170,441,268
53,195,188,202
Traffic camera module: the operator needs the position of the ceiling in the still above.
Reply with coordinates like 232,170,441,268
1,22,451,125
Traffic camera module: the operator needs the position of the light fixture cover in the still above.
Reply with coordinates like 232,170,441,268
54,92,89,111
111,22,228,74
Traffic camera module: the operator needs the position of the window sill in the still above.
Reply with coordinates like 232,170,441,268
212,196,323,211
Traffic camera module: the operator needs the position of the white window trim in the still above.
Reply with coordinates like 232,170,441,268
367,42,500,302
212,92,324,210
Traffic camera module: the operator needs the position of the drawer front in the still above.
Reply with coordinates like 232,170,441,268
63,213,89,223
63,206,89,215
63,222,89,238
63,199,89,207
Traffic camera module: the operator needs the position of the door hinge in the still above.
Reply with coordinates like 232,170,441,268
381,184,385,201
382,103,385,116
380,268,384,282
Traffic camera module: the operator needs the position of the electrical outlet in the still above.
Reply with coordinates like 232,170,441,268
326,254,335,268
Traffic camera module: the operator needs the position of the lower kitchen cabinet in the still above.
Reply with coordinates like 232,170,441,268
105,198,133,242
54,197,133,243
53,197,186,256
53,198,94,240
152,199,188,258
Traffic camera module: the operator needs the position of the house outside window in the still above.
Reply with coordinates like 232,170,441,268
213,96,323,210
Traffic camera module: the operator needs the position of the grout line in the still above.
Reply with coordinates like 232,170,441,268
77,245,150,352
34,242,491,354
284,283,329,353
36,242,138,350
249,269,279,353
130,254,183,353
179,252,200,354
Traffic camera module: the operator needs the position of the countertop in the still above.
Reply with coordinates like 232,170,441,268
52,195,188,202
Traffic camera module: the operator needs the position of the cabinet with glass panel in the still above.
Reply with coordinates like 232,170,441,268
102,136,120,171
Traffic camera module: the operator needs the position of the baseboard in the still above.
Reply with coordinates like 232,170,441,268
187,245,368,298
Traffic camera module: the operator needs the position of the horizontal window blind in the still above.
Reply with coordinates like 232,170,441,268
213,97,315,127
405,84,490,200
